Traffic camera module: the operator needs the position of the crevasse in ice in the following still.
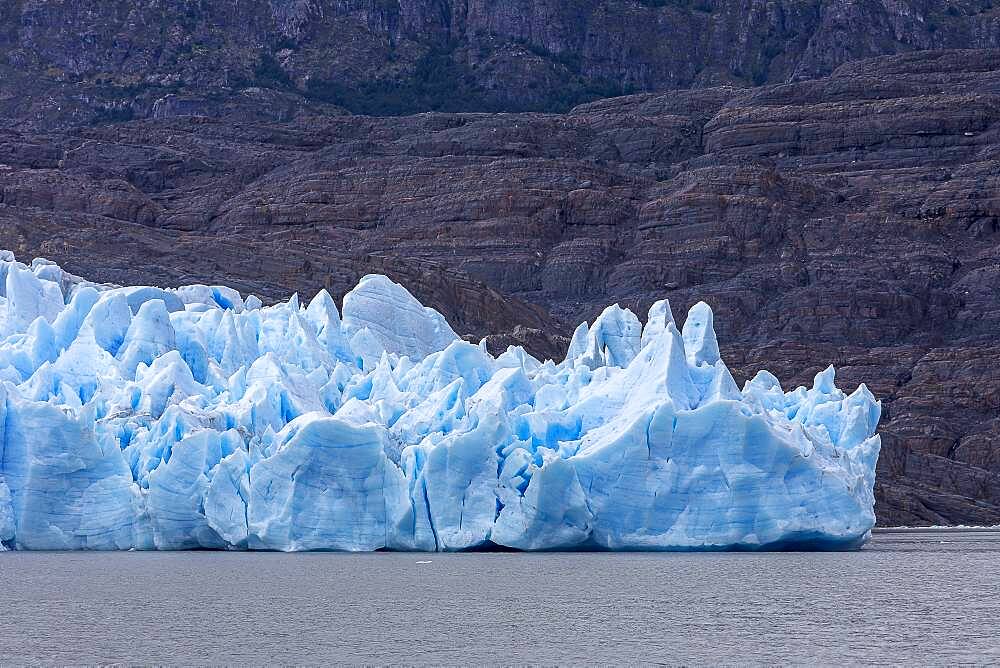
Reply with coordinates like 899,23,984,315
0,252,881,552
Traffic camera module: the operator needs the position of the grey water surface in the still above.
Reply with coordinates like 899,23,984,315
1,529,998,665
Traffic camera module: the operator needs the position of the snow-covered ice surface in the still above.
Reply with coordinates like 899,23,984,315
0,253,880,552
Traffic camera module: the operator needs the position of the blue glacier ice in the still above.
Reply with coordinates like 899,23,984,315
0,252,881,552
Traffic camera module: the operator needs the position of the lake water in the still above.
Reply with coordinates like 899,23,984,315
1,529,998,665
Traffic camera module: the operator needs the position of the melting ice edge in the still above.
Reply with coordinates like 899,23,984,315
0,252,880,552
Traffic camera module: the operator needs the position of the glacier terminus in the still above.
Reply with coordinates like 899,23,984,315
0,252,881,552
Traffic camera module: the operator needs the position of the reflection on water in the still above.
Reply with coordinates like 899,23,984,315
1,530,998,665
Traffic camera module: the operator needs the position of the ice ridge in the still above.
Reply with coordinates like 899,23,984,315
0,253,880,551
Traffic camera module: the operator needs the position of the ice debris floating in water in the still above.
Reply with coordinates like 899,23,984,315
0,252,881,552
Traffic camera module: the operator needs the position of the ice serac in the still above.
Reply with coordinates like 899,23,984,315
342,274,459,365
246,414,412,552
0,252,882,552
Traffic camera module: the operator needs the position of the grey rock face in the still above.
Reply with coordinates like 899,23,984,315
2,1,1000,126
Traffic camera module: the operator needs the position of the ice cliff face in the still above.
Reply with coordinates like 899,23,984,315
0,253,880,552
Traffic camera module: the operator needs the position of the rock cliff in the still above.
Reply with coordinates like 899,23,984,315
2,0,999,123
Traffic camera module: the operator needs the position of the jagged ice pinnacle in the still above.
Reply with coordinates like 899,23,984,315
0,252,881,551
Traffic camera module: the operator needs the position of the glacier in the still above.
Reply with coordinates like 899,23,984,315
0,252,881,552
